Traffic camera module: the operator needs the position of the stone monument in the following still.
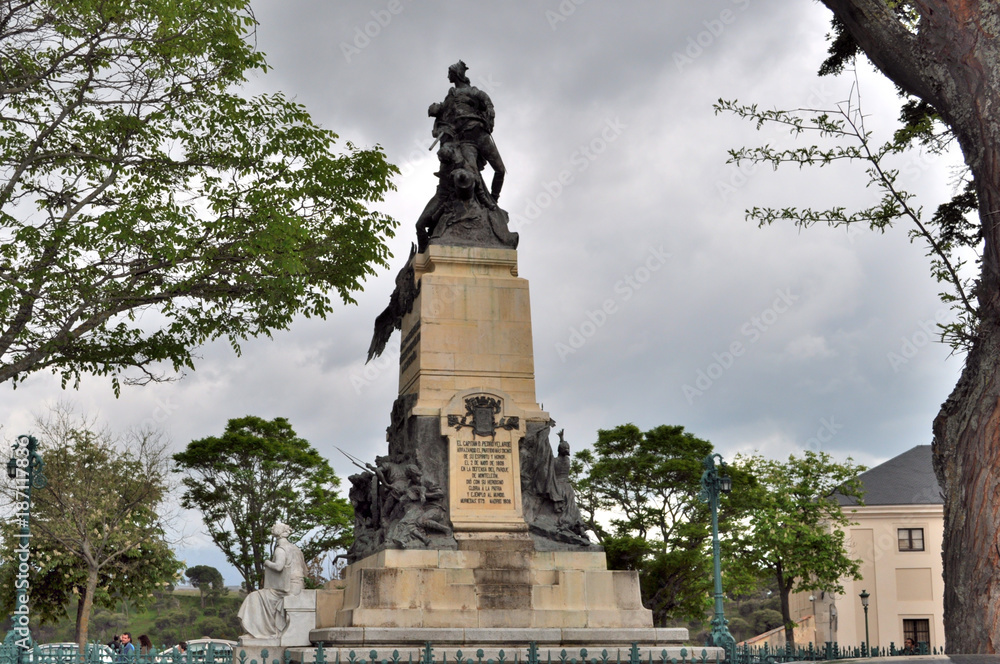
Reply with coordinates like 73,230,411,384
238,523,318,661
297,61,715,662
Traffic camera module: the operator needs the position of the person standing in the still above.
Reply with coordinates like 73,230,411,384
118,633,136,661
138,635,153,655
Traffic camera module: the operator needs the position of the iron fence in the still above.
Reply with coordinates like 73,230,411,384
0,640,949,664
730,640,943,664
0,644,233,664
0,643,721,664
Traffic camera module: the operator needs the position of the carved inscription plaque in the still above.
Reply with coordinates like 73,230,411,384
443,390,527,531
455,437,514,508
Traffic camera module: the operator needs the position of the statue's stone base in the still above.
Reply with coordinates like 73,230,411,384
316,535,652,630
237,589,319,661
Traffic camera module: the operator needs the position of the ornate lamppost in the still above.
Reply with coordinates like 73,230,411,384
3,435,46,661
700,453,735,658
859,589,871,656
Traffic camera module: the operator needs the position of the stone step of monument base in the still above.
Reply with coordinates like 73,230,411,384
284,627,723,663
323,548,654,629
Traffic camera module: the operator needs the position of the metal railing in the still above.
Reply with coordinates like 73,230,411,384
1,643,721,664
0,645,233,664
245,644,721,664
2,640,947,664
730,640,942,664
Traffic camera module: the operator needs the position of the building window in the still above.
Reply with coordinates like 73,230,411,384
903,618,931,647
898,528,925,551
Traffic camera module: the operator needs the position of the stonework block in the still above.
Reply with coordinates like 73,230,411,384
453,351,500,373
420,609,479,628
529,609,588,629
307,627,365,644
425,576,476,611
349,608,424,628
474,568,530,585
611,571,645,610
439,550,479,569
478,586,531,610
497,288,532,322
420,351,456,371
530,551,555,569
284,589,318,610
316,589,345,628
585,610,655,629
499,354,534,374
551,550,608,570
545,570,587,610
561,628,659,644
583,571,616,609
530,569,558,586
463,628,562,644
653,628,690,643
445,567,476,585
381,548,440,569
478,609,536,628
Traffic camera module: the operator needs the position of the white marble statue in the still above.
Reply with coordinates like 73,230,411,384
237,521,307,638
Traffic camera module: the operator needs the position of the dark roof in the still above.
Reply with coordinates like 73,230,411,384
836,445,943,506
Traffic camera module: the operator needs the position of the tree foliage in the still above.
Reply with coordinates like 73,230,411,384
571,424,723,623
185,565,225,609
714,91,978,351
726,451,865,650
719,0,1000,649
0,0,398,391
173,416,353,591
0,405,182,647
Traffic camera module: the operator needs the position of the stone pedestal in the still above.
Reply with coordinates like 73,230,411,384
314,541,651,630
315,245,717,660
238,591,319,663
401,245,544,419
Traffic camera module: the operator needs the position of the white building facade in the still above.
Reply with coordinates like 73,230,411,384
790,446,945,652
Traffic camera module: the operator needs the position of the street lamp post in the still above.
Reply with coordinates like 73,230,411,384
700,453,735,658
3,435,46,661
859,589,871,656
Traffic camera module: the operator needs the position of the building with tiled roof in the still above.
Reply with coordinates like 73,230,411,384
790,445,944,652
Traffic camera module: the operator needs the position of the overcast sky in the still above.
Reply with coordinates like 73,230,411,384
1,1,968,584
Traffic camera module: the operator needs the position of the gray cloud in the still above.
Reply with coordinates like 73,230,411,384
0,1,965,582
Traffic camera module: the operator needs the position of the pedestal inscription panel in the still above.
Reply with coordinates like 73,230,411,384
443,389,527,532
455,437,514,508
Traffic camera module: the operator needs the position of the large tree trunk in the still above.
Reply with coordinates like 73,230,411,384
933,317,1000,652
776,567,796,652
932,138,1000,652
76,567,99,649
815,0,1000,652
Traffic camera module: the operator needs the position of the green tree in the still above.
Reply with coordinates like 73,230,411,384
571,424,718,623
716,0,1000,649
185,565,224,609
726,451,865,650
0,405,182,648
173,416,353,591
0,0,397,392
814,4,1000,652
